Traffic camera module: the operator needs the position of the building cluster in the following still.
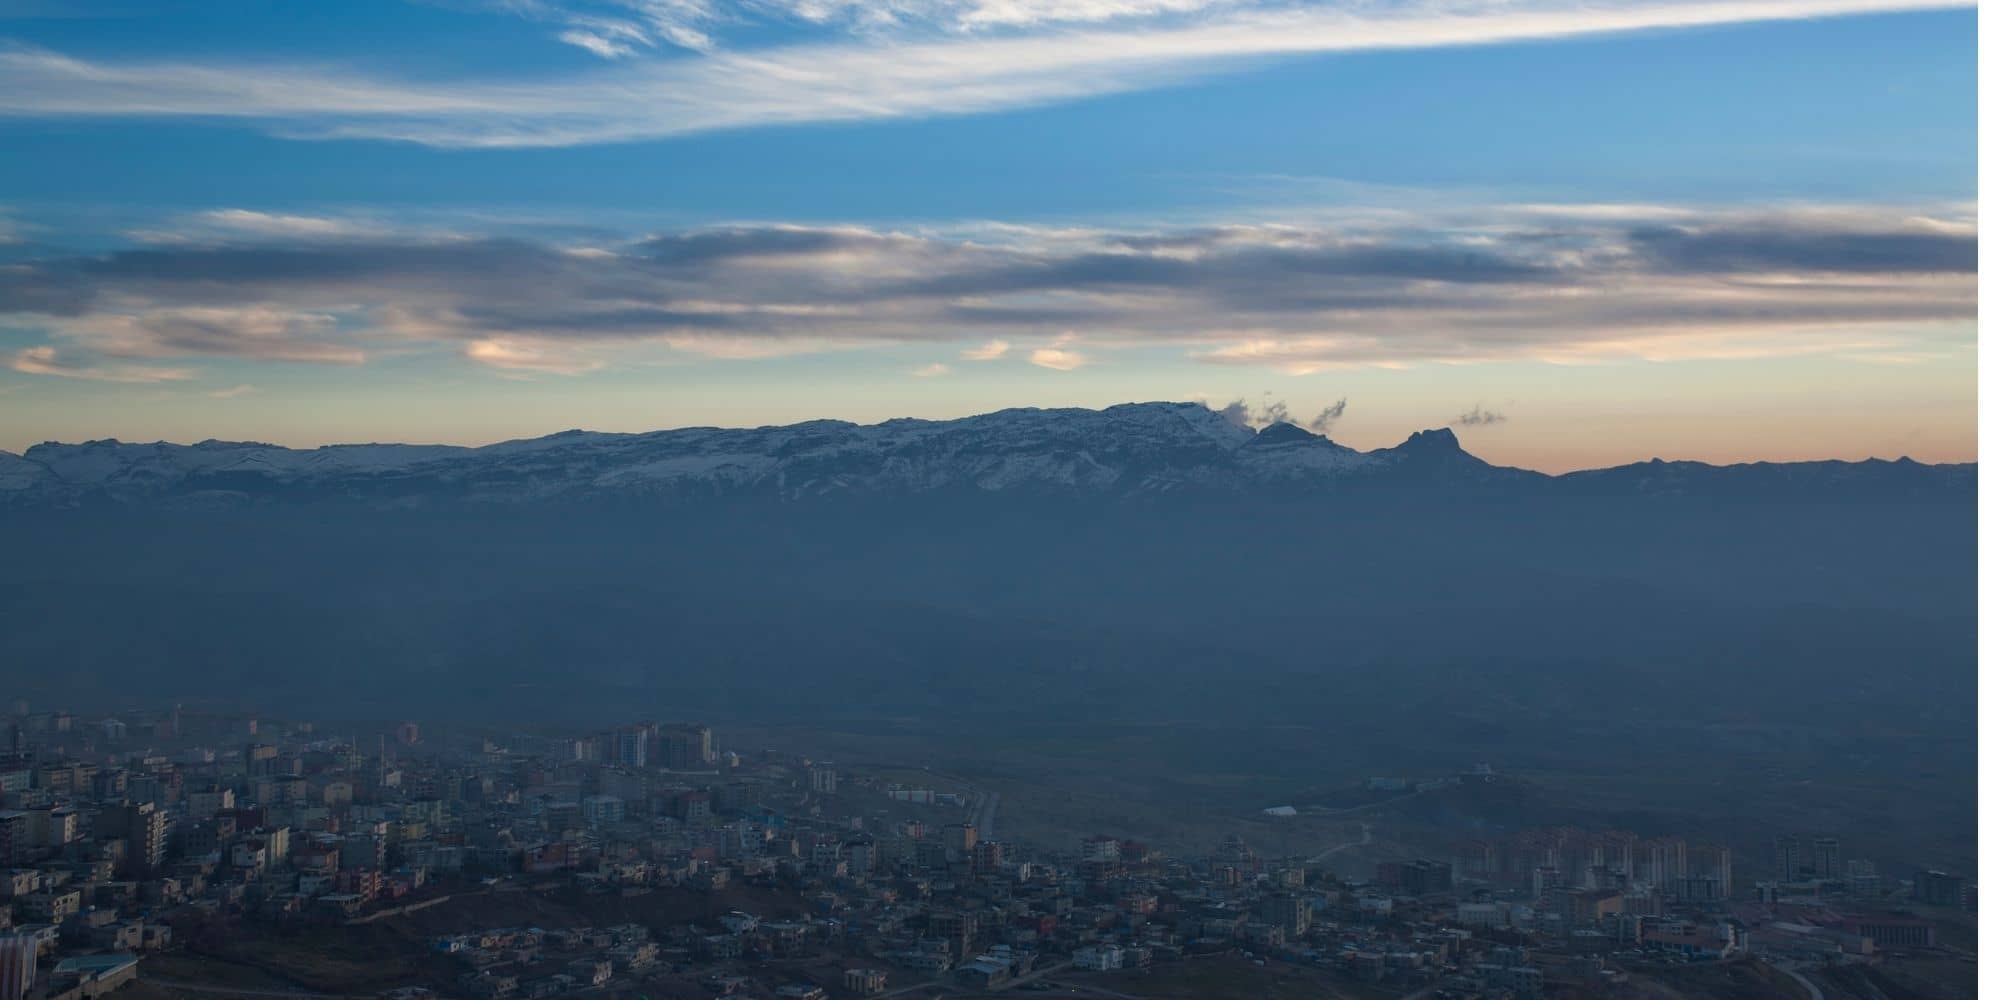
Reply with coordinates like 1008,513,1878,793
0,703,1974,1000
433,923,665,997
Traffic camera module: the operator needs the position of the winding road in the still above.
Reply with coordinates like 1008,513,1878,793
1308,823,1372,866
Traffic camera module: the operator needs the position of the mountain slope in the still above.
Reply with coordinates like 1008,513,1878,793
0,401,1972,508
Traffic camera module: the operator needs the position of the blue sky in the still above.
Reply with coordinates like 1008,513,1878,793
0,0,1976,469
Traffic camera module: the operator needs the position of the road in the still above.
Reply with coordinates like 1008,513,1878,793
1308,823,1372,866
970,789,1001,839
877,955,1075,999
1776,964,1827,1000
1021,981,1148,1000
877,977,949,998
142,980,366,1000
992,960,1079,992
917,763,1000,839
876,951,1280,1000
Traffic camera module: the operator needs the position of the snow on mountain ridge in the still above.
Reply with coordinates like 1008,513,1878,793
6,402,1300,501
0,450,49,493
3,401,1971,506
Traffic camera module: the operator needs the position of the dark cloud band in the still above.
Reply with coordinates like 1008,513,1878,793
0,206,1975,378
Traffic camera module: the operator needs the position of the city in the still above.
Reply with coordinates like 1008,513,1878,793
0,703,1975,1000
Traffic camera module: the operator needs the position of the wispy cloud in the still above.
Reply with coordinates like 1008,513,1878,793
531,0,723,53
1456,405,1506,426
962,338,1010,361
513,0,1254,54
1217,395,1303,429
0,0,1969,147
911,361,951,376
463,338,606,375
1028,347,1087,371
197,209,374,239
9,345,195,383
123,209,438,246
0,202,1973,377
1308,398,1346,432
555,25,651,58
51,307,366,365
207,383,261,398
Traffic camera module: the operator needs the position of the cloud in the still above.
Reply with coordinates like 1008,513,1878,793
682,0,1249,39
9,345,195,383
54,307,366,365
502,0,1260,58
1629,220,1977,274
556,28,646,58
1216,396,1297,429
1028,347,1086,371
0,0,1969,147
911,362,951,376
123,209,437,246
195,209,378,240
0,203,1973,379
463,338,605,375
207,383,261,398
1455,405,1506,427
1308,398,1346,432
474,1,686,55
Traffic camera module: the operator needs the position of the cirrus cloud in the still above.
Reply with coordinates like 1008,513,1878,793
0,0,1970,148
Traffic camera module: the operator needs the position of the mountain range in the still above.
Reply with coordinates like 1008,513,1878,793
0,398,1973,802
0,401,1973,507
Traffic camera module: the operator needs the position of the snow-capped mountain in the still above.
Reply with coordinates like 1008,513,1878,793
0,401,1972,507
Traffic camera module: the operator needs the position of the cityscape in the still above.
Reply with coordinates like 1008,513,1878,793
0,702,1976,1000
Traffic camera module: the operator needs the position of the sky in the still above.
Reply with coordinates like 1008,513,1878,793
0,0,1976,471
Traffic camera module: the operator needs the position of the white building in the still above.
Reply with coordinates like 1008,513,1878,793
1072,946,1123,971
